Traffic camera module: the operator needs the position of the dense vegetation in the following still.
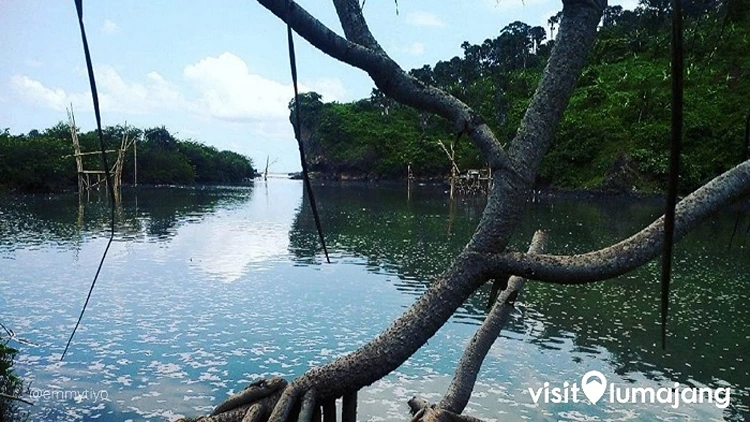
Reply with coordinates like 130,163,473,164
295,0,748,192
0,338,27,422
0,125,256,193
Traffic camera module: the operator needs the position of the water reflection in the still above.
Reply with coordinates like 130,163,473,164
0,181,748,421
0,186,255,249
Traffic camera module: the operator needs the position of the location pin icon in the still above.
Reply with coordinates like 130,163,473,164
581,370,607,405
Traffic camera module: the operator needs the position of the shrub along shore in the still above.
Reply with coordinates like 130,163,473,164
0,125,256,193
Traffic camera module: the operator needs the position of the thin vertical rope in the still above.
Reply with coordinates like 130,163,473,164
62,0,116,360
661,0,684,351
286,1,330,263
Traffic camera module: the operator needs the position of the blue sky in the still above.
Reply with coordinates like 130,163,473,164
1,0,636,172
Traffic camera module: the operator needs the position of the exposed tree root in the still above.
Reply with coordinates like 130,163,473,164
408,396,487,422
296,389,318,422
178,377,358,422
212,377,287,416
176,377,287,422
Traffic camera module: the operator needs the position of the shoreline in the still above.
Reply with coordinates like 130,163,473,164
288,171,667,201
3,178,748,210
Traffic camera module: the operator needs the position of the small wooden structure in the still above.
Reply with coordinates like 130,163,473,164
437,139,492,198
459,168,492,195
67,107,134,202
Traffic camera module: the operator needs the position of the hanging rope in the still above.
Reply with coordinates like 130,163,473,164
660,0,684,351
286,1,330,263
62,0,117,360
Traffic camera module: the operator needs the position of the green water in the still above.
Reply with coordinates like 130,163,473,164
0,180,748,421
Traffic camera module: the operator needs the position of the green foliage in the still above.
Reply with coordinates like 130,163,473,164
298,1,748,191
296,95,455,178
0,339,27,422
0,128,75,192
544,1,749,191
0,125,256,192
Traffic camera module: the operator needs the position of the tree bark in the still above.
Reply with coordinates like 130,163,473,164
481,160,750,284
440,231,548,414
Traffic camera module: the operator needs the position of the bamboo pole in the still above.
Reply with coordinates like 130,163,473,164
68,107,84,195
134,134,138,187
450,142,456,200
62,149,119,158
437,140,461,200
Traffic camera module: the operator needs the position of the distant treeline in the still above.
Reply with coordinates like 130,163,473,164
0,124,256,192
293,0,748,192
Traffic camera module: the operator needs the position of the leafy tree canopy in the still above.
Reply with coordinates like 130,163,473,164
296,0,748,192
0,125,257,192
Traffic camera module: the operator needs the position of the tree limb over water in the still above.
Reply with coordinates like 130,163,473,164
481,160,750,284
177,0,749,420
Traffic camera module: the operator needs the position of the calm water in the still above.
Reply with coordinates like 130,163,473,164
0,180,748,421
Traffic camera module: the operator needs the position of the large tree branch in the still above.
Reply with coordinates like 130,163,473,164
467,0,605,253
440,231,547,414
256,0,510,170
507,0,605,185
180,1,749,421
331,0,384,53
254,0,606,412
482,160,750,284
284,252,493,400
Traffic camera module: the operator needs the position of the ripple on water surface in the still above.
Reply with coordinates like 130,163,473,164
1,183,747,421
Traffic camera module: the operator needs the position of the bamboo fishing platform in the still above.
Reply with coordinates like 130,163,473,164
67,107,134,202
437,139,492,198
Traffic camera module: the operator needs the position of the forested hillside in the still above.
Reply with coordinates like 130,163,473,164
0,124,256,192
294,0,748,192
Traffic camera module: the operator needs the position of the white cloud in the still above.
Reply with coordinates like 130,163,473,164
248,120,291,140
101,19,120,34
405,11,444,27
393,42,425,56
9,52,345,139
10,67,186,114
96,66,188,113
484,0,551,11
183,52,292,122
304,78,347,102
612,0,639,10
183,52,346,121
10,75,88,111
407,42,424,55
